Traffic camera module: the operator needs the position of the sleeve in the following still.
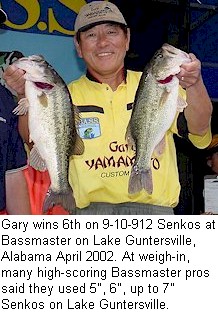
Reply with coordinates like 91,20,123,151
188,129,212,149
5,89,27,172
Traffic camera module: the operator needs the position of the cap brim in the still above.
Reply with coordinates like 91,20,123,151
78,20,127,33
0,9,7,24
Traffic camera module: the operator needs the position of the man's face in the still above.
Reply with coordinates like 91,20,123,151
75,23,130,77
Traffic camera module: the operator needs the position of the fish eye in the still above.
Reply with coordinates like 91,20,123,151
154,52,163,61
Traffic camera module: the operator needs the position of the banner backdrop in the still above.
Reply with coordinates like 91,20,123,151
0,0,100,83
1,0,88,36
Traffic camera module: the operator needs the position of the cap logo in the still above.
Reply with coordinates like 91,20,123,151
85,6,113,19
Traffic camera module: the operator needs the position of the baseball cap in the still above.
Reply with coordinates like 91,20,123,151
75,1,127,32
0,9,7,24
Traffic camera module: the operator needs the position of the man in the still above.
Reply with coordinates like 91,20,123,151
0,8,31,214
3,1,212,215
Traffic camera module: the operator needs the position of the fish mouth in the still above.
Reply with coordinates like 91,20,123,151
157,75,174,84
34,81,54,90
154,44,191,84
23,72,55,87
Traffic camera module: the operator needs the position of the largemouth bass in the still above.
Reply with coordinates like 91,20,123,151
13,55,84,213
126,43,191,195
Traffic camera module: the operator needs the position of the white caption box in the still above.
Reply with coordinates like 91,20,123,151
0,216,217,311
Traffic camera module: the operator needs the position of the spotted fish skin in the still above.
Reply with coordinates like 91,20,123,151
13,55,84,213
126,43,191,195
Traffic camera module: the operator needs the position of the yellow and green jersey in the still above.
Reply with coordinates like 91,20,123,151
68,70,211,209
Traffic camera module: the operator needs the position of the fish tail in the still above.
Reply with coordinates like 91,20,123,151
128,168,153,195
43,188,76,214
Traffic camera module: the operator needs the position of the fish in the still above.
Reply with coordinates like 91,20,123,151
12,55,84,213
126,43,191,195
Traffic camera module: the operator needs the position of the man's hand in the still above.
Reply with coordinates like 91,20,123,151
176,53,201,89
3,64,26,97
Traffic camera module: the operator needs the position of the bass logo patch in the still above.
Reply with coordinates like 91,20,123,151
77,117,101,139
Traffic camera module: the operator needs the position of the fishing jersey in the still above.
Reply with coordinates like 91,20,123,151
68,70,211,209
0,84,27,210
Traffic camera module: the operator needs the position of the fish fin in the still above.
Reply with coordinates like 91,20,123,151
70,105,85,155
177,95,188,112
73,105,82,124
12,98,29,115
38,92,48,107
125,122,136,151
129,167,153,194
72,134,85,155
29,145,47,171
159,90,170,107
43,188,76,214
